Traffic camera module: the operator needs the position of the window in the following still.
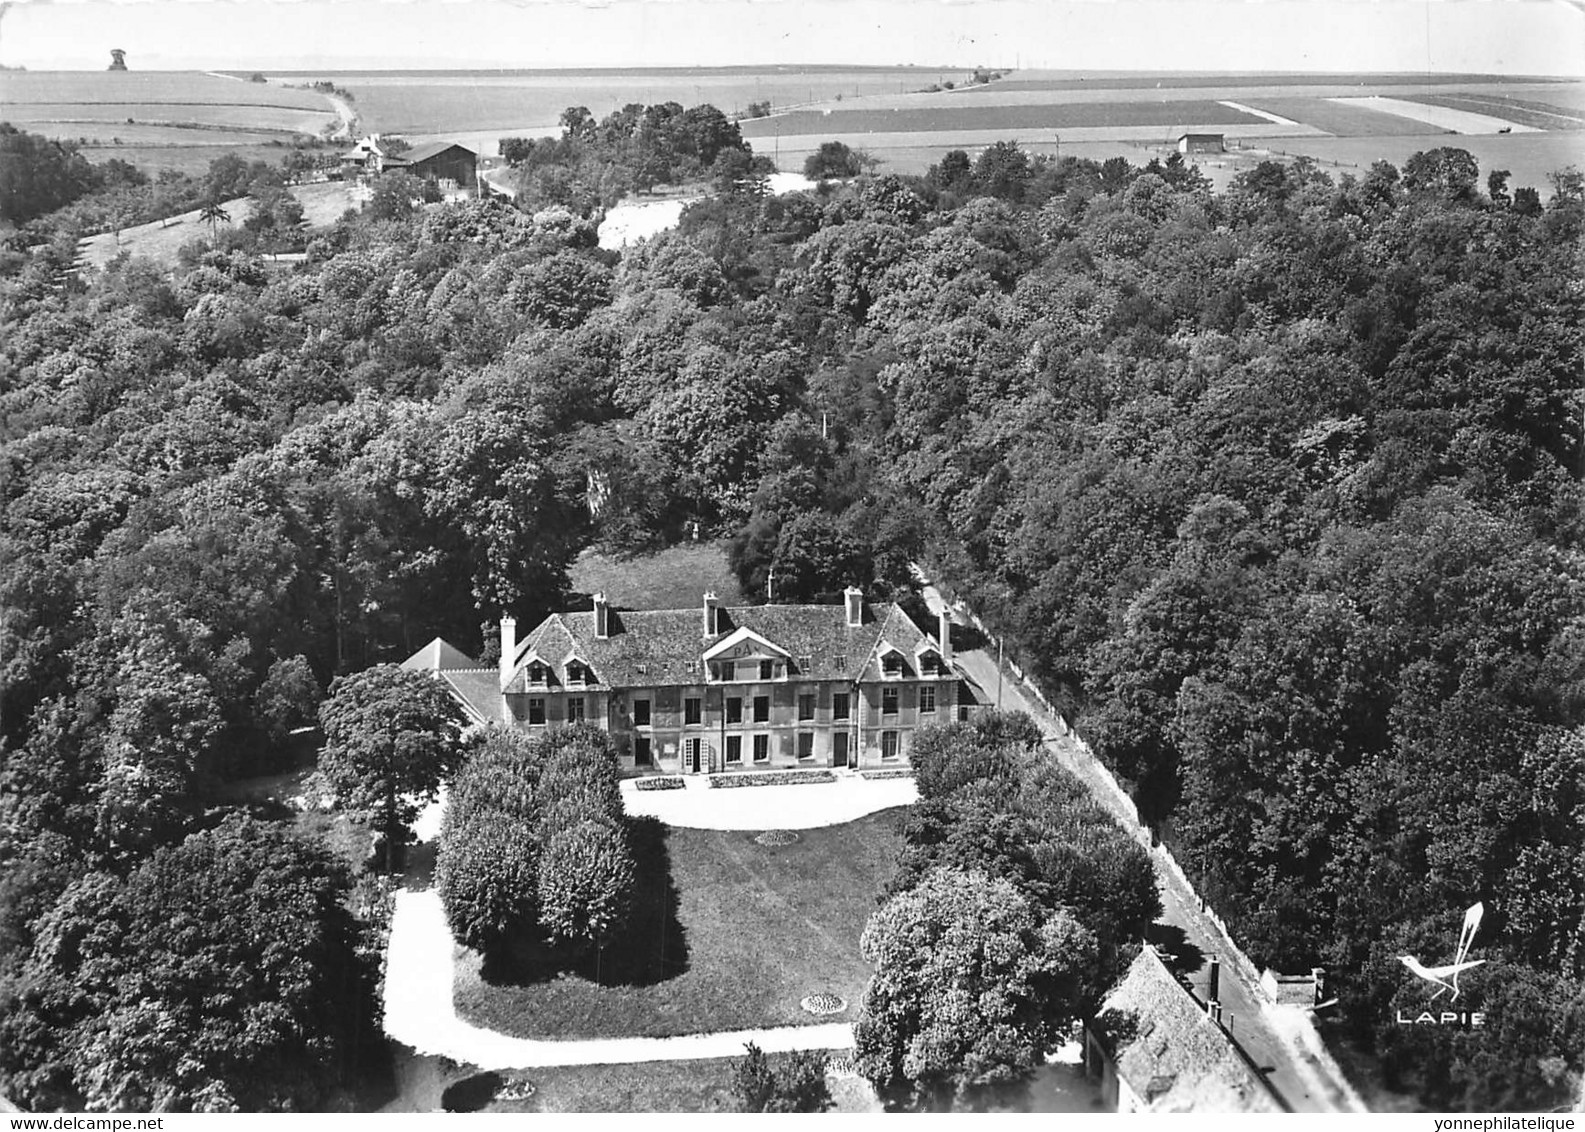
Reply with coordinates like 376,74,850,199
921,653,941,676
726,735,742,763
882,653,904,678
759,659,774,681
753,695,770,723
566,696,585,722
727,697,743,724
634,737,652,766
881,730,900,760
753,734,770,762
919,685,936,714
528,662,548,686
633,698,651,727
528,697,545,725
882,687,899,716
798,654,812,673
798,731,815,760
684,697,702,726
833,693,850,721
833,655,847,672
797,693,816,721
567,661,587,686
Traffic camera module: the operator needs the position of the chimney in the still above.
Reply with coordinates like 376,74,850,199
938,609,953,663
594,592,610,640
499,616,516,685
703,591,720,638
844,586,863,628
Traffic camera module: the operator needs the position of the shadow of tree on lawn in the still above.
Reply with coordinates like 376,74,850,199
480,815,689,989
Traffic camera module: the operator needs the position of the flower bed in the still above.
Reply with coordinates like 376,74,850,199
634,776,686,791
860,768,914,780
708,770,836,788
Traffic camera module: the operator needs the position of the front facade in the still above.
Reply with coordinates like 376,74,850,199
406,588,985,776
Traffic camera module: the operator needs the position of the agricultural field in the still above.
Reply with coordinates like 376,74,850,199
726,70,1585,190
276,65,973,137
0,69,342,173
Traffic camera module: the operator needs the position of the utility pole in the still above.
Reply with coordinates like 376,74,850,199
996,637,1004,710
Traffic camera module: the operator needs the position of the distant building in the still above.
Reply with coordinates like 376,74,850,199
1177,133,1225,155
337,135,394,179
1084,948,1284,1113
404,588,988,777
386,141,479,195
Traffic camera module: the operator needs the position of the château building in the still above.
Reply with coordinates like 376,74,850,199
404,587,986,776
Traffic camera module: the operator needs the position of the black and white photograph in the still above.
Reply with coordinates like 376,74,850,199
0,0,1582,1117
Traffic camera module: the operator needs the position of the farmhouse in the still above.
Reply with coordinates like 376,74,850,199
1177,132,1225,155
338,135,396,178
1084,948,1283,1113
385,141,479,194
405,588,987,776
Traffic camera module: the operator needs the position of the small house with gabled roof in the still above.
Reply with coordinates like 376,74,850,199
405,587,986,776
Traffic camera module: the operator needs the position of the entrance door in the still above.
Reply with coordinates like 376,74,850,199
634,737,652,767
687,738,702,773
832,731,849,768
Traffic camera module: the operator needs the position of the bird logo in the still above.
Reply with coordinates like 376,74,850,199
1398,903,1485,1002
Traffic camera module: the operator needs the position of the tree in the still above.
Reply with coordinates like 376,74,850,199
731,1043,833,1112
537,818,636,955
0,816,377,1112
198,199,229,238
803,141,863,181
854,869,1102,1110
316,665,465,871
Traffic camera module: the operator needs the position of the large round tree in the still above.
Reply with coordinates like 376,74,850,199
853,868,1102,1111
317,664,465,871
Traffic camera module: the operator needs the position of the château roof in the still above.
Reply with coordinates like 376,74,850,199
506,601,926,691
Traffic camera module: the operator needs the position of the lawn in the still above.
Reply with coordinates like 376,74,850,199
568,541,748,611
453,809,906,1039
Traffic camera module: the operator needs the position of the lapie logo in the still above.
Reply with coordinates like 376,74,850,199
1395,902,1487,1028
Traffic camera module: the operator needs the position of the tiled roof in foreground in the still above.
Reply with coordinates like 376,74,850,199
1097,947,1282,1113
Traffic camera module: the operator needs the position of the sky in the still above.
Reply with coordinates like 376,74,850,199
0,0,1580,74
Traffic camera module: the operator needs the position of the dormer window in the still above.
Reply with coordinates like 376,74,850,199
566,661,588,687
882,654,905,678
920,653,941,677
527,662,548,687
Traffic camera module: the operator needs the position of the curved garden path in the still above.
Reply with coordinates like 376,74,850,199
383,776,914,1069
384,889,852,1070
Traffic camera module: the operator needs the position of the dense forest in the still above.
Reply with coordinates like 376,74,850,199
1,110,1582,1110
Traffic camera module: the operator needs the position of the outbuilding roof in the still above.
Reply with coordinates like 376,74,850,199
1095,948,1283,1113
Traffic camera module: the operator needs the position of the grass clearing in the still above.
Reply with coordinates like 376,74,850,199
453,809,905,1040
569,541,747,610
